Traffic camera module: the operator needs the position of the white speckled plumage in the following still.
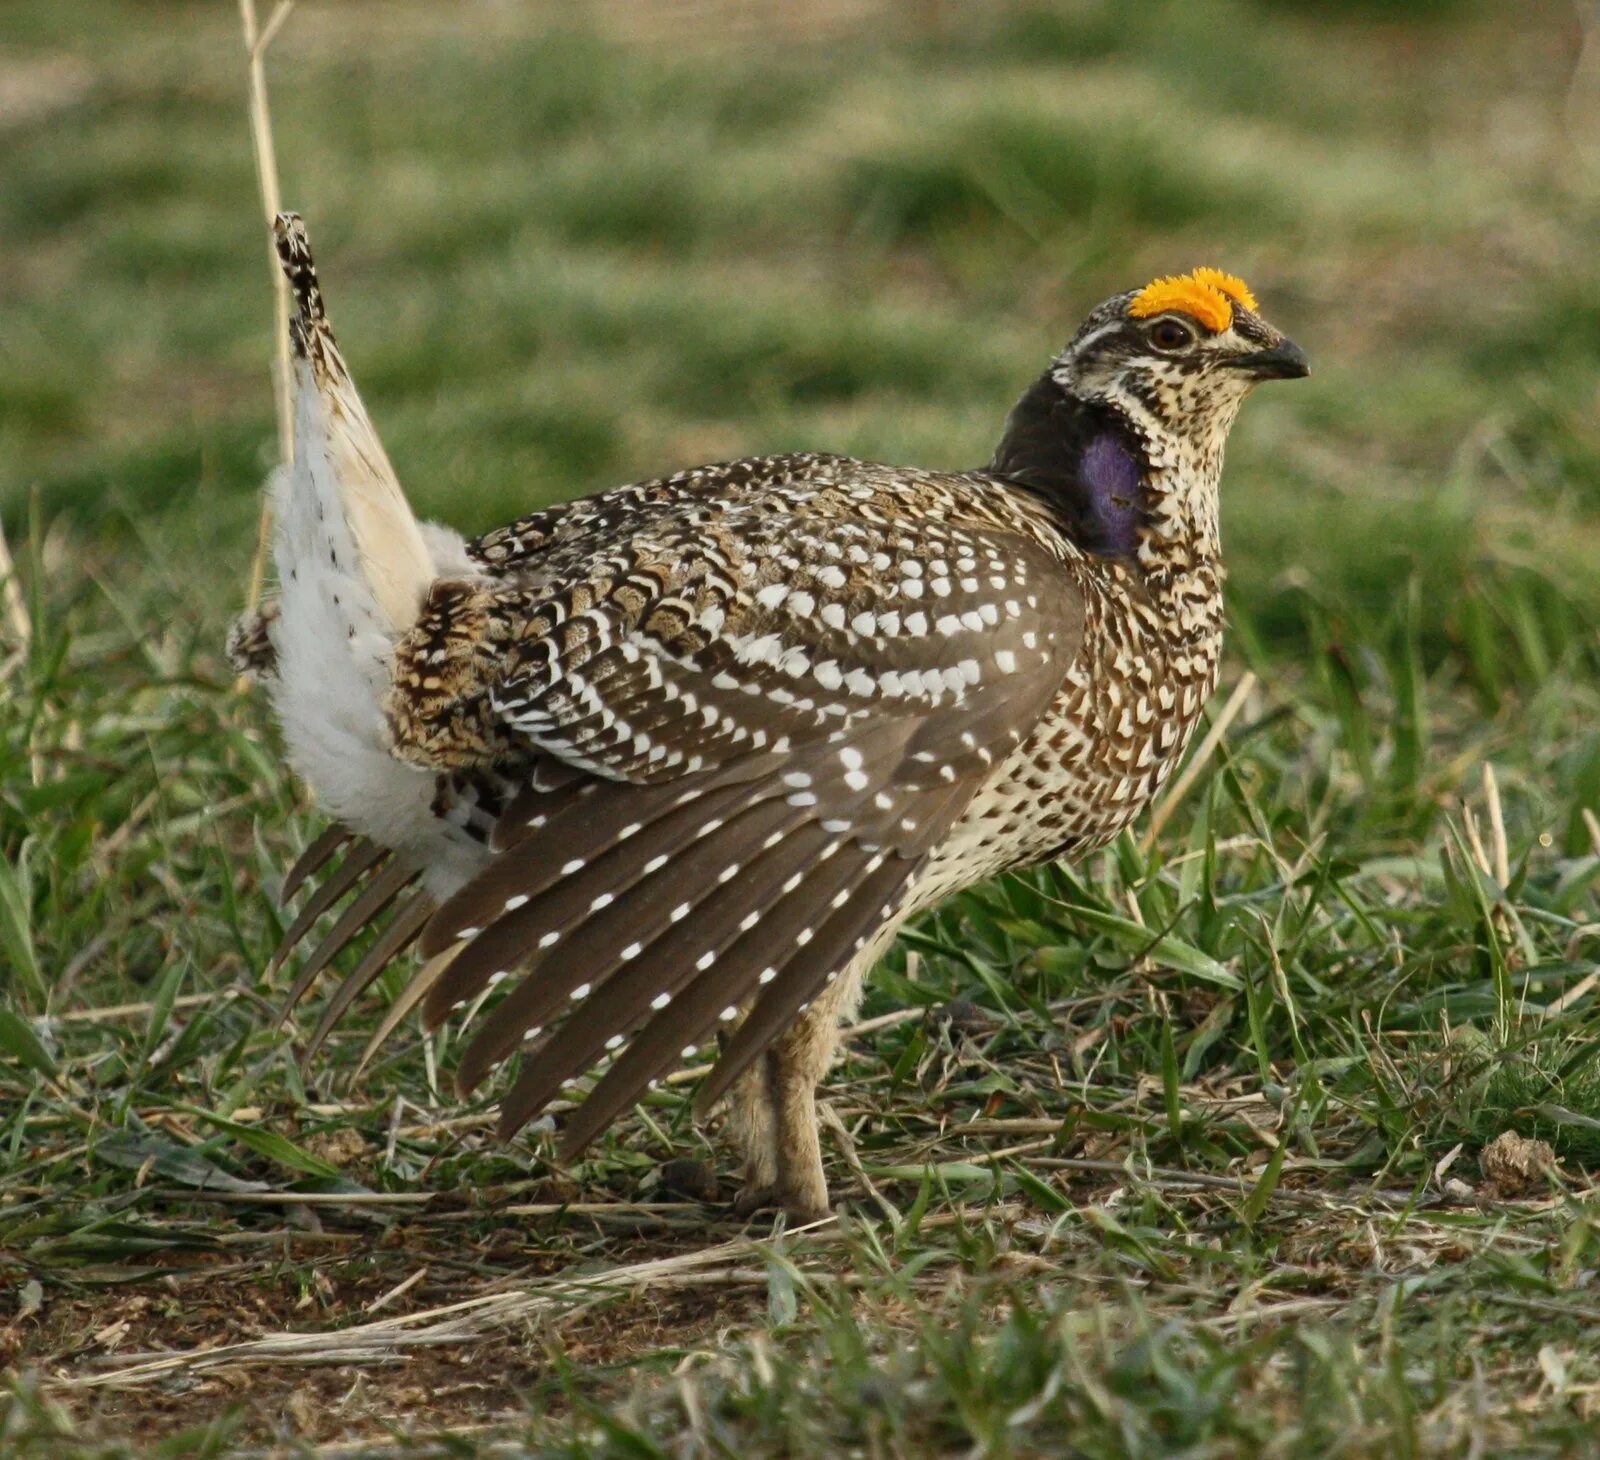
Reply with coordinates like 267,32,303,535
234,227,1306,1218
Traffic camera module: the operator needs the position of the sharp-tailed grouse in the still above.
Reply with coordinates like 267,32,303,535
232,215,1307,1218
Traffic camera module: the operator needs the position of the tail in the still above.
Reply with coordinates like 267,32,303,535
272,211,435,634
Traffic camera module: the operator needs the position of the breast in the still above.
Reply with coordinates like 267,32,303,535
932,576,1223,874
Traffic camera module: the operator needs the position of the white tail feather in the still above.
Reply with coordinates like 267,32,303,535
267,212,465,862
274,211,435,633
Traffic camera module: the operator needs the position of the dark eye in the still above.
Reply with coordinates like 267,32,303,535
1148,318,1194,351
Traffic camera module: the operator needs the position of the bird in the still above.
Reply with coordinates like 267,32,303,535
233,213,1307,1219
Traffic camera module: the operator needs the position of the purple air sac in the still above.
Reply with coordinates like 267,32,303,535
1079,432,1143,557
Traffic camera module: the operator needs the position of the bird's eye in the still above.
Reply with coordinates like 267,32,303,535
1148,318,1194,351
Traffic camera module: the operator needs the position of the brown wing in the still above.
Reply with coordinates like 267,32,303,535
385,500,1083,1152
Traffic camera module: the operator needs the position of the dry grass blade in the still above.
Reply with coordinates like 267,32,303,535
65,1232,825,1389
1483,761,1510,886
237,0,296,620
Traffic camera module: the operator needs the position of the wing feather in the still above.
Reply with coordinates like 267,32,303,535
279,824,354,906
277,859,418,1014
303,891,435,1060
484,822,841,1130
445,791,808,1083
268,839,389,975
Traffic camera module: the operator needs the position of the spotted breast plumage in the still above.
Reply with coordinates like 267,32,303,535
234,219,1308,1218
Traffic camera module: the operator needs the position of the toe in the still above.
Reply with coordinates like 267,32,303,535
732,1183,832,1223
732,1183,778,1219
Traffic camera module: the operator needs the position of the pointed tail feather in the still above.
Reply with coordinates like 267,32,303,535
271,211,435,634
272,211,327,356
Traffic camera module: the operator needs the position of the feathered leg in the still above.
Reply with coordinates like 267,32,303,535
725,1057,779,1196
729,937,880,1221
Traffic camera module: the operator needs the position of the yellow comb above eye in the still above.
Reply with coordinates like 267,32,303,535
1128,267,1257,333
1189,267,1257,312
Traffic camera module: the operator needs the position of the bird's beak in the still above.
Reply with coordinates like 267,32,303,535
1231,338,1310,380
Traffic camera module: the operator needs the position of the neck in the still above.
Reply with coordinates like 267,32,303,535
989,374,1227,606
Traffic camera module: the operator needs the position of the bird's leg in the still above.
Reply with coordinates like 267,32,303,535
730,953,872,1222
725,1054,779,1195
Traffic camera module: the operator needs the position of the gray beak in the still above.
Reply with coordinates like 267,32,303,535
1232,338,1310,380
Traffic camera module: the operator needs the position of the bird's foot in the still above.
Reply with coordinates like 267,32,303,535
732,1181,832,1225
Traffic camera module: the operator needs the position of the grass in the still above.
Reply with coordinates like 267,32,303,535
2,0,1600,1453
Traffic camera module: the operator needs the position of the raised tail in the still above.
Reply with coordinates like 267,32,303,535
271,210,436,634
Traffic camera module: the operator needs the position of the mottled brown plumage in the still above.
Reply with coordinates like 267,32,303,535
237,220,1306,1218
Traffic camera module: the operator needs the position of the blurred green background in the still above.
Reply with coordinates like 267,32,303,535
2,0,1596,644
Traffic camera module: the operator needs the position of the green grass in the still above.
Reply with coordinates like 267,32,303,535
2,0,1600,1454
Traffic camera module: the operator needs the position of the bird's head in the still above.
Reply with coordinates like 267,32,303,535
1051,267,1307,459
992,268,1306,563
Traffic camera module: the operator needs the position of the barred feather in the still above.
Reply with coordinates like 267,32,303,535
694,811,964,1114
420,760,781,961
550,851,907,1153
542,841,903,1150
480,824,846,1130
421,772,786,1018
